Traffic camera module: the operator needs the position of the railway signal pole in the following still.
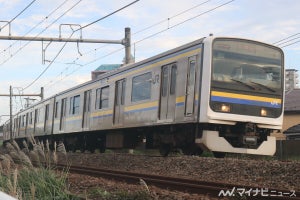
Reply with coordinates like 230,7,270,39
0,86,44,139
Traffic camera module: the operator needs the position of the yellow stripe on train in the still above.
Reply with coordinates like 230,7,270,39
211,91,282,104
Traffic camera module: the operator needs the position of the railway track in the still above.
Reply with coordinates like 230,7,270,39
55,163,300,199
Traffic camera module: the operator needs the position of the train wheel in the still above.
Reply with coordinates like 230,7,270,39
182,145,203,156
99,144,106,153
212,151,226,158
159,143,171,157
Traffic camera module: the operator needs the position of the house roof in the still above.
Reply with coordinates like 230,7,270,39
284,89,300,112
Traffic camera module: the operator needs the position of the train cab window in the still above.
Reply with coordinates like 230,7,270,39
70,95,80,115
131,72,152,102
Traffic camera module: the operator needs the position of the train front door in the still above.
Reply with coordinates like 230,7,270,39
159,64,177,120
114,79,126,125
82,90,91,130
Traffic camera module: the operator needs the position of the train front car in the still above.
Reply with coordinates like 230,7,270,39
198,37,284,156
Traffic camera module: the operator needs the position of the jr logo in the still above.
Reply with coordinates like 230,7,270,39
270,100,279,106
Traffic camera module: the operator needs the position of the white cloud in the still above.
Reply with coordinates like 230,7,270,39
1,0,300,124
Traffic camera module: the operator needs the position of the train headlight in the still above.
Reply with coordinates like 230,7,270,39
214,103,231,113
261,108,267,116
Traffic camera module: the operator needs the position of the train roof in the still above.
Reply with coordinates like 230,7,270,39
10,37,206,117
47,37,206,97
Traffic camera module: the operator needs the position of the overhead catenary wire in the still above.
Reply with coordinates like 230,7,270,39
0,0,37,31
279,39,300,48
63,0,212,63
23,32,76,90
276,36,300,47
0,0,70,55
25,0,140,91
134,0,235,45
133,0,212,35
0,0,82,67
273,33,300,45
77,0,140,31
40,0,236,91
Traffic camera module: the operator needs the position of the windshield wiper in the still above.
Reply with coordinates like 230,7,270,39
230,79,256,90
250,81,276,93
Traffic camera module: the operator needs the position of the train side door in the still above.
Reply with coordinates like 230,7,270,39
114,79,126,125
82,90,91,129
185,56,196,116
44,104,49,133
159,64,177,120
59,98,67,131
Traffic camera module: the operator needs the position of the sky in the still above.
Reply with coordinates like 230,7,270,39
0,0,300,124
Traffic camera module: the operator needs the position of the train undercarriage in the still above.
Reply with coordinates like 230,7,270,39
10,122,275,158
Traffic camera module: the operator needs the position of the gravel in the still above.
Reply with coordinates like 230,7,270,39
58,152,299,199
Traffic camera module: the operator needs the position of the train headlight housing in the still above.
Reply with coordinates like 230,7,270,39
261,108,267,116
214,103,231,113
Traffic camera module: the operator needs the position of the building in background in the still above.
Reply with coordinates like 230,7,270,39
91,64,121,80
285,69,299,91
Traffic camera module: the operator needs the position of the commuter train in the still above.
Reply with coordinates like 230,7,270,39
3,36,284,157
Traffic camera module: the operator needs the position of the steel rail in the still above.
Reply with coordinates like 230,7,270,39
54,163,300,199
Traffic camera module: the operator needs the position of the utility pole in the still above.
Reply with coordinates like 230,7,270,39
0,86,44,139
0,27,133,64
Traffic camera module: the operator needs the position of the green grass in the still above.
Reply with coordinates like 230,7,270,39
0,167,79,200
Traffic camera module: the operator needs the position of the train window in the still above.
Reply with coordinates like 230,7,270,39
34,109,38,123
18,116,21,128
96,88,100,109
55,101,59,118
28,112,32,125
69,97,73,114
96,86,110,109
45,104,50,121
100,86,109,109
162,67,168,97
70,95,80,115
61,98,67,117
170,64,177,95
131,72,152,102
22,115,26,127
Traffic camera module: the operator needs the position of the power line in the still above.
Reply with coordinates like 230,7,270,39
0,0,70,55
44,0,213,78
25,1,138,90
0,0,82,66
66,0,212,62
276,36,300,47
40,0,235,91
23,32,75,90
280,40,300,48
273,33,300,45
0,0,37,31
77,0,140,31
133,0,212,35
135,0,235,45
